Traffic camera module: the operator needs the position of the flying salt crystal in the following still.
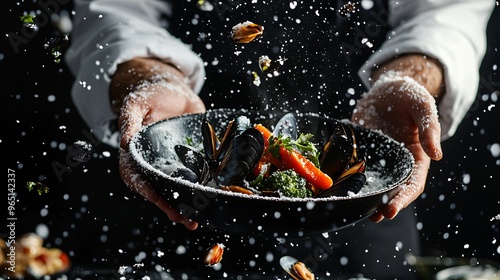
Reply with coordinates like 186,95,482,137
176,245,187,254
142,276,151,280
490,143,500,157
493,64,497,71
306,201,315,210
102,151,111,157
462,173,470,184
361,0,374,9
36,224,49,239
290,1,297,9
157,250,164,257
416,222,423,230
118,266,128,275
463,244,470,249
488,104,495,111
40,208,49,217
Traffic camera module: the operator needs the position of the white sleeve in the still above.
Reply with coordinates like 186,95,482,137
358,0,494,140
65,0,205,146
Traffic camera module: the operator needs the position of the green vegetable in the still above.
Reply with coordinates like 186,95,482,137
27,181,50,195
263,169,312,198
20,15,35,24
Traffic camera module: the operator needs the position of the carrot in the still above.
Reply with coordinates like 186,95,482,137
254,124,333,190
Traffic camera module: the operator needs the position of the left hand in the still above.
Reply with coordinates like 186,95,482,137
352,71,443,222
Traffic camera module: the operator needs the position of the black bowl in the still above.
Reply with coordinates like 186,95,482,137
130,108,414,237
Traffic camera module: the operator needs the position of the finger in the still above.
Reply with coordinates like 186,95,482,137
369,209,385,223
185,95,207,115
156,199,199,230
381,153,431,220
120,148,198,230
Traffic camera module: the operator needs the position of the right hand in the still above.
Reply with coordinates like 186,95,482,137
110,58,206,230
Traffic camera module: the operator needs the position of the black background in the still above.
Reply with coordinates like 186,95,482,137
2,0,499,275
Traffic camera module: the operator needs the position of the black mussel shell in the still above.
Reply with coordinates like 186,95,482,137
320,122,353,180
217,116,251,162
315,172,366,198
174,145,210,184
170,167,199,183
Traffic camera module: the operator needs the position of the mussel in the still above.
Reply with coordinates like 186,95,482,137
280,256,315,280
315,121,366,198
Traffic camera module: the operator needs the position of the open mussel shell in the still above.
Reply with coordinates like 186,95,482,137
280,256,315,280
130,108,414,237
174,145,210,184
320,122,354,180
273,112,298,140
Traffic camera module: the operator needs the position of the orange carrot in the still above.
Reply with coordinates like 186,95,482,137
254,124,333,190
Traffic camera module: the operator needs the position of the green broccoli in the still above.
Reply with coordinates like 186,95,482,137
264,169,312,198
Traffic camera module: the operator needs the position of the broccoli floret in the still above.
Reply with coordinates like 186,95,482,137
264,169,312,198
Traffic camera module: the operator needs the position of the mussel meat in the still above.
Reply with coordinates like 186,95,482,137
230,21,264,43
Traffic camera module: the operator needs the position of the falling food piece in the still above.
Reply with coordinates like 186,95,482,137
44,34,69,63
292,262,315,280
0,233,70,278
230,21,264,43
252,71,261,86
69,140,93,162
26,181,50,195
258,55,287,77
280,256,315,280
20,14,38,30
259,55,272,72
204,243,225,266
338,1,359,17
196,0,214,11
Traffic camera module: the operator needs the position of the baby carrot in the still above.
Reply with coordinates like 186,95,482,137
254,124,333,190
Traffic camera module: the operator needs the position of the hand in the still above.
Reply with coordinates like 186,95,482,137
110,58,206,230
352,71,443,222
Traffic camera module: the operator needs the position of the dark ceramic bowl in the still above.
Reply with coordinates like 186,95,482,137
130,108,413,237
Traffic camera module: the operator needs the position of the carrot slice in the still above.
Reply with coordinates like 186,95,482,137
254,124,333,190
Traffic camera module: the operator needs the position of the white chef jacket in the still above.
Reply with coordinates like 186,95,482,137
65,0,494,147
